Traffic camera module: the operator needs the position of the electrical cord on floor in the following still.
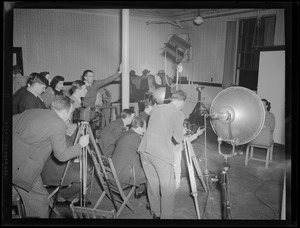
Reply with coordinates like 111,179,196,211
230,166,283,219
254,179,283,220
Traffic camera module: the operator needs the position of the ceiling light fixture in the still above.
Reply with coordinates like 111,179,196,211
194,9,203,25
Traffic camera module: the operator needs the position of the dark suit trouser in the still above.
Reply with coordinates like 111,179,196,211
15,175,49,218
140,152,175,219
42,161,93,202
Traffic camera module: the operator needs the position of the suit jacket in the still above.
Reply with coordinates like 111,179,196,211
98,118,126,157
18,90,47,114
41,86,55,108
13,86,27,115
111,129,145,186
138,102,185,164
138,111,150,127
13,109,82,192
82,72,120,108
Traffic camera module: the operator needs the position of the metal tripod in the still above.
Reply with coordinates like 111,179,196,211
216,137,235,220
214,111,237,220
183,136,207,219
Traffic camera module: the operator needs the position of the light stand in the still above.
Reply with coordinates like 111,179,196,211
220,160,231,220
202,113,218,186
215,129,236,220
211,114,236,220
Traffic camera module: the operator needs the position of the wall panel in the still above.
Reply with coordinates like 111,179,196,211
14,9,121,81
186,9,285,85
13,8,285,104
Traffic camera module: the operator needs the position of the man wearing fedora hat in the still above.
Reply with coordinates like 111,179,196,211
142,69,151,77
154,70,173,101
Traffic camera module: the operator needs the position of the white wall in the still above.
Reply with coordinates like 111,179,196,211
13,9,122,81
257,50,285,145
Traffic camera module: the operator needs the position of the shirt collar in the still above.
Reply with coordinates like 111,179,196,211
85,81,92,87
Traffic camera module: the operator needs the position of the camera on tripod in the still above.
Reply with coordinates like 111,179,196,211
73,107,99,122
183,119,193,136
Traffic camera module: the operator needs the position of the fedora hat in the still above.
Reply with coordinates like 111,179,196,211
157,70,165,75
157,70,165,74
142,69,150,75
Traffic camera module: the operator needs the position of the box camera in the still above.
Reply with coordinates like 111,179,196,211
73,107,98,122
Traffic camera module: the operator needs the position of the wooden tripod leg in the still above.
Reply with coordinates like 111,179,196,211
184,138,201,219
86,124,118,211
186,139,207,193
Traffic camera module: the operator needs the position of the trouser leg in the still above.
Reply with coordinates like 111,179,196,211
174,144,182,189
141,152,176,219
153,157,176,219
140,152,160,217
15,175,49,218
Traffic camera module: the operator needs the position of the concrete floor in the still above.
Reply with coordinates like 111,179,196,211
11,125,289,225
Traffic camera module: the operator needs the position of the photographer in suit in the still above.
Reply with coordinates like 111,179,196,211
138,90,187,219
13,95,89,218
41,80,92,206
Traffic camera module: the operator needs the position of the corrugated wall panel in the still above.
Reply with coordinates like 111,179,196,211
176,9,285,104
186,9,285,84
13,8,285,102
14,9,121,81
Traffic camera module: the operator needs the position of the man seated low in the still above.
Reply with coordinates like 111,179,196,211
111,116,147,198
98,109,135,157
41,131,93,206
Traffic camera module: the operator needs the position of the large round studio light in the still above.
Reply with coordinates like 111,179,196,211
210,86,265,145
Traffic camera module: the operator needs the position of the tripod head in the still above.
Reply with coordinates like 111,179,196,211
196,86,205,93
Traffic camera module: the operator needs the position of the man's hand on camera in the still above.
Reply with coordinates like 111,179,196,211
197,127,205,136
79,134,90,148
183,127,189,136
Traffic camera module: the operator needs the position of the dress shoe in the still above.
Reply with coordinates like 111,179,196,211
153,214,160,219
55,201,71,207
57,196,66,202
74,198,92,207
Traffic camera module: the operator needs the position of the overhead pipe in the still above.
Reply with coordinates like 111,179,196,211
146,9,262,27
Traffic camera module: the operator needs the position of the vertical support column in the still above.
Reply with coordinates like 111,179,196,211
121,9,130,110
